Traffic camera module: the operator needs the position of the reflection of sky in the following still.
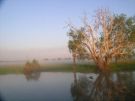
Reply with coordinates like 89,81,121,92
0,72,135,101
0,0,135,60
0,73,73,101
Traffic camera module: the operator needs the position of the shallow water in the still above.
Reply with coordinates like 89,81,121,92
0,71,135,101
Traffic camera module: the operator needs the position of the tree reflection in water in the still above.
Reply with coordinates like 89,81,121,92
24,71,40,81
71,71,135,101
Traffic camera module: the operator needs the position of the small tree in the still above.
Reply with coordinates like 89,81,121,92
67,9,135,72
32,59,40,70
24,61,32,74
24,59,40,74
68,28,88,83
68,28,89,60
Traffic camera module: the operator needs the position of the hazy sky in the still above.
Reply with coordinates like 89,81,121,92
0,0,135,60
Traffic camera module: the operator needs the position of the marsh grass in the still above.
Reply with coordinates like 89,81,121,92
0,65,23,74
40,63,96,73
110,60,135,72
0,60,135,74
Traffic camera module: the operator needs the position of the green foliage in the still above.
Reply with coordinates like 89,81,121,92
67,28,89,59
113,14,135,58
113,14,135,43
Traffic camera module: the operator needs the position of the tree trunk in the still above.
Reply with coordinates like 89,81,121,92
73,54,77,84
115,57,118,64
96,60,110,74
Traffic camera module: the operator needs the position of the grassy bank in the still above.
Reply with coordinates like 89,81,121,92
0,65,23,74
40,63,96,73
0,61,135,74
110,60,135,72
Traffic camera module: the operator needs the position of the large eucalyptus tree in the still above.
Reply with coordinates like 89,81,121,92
67,9,135,72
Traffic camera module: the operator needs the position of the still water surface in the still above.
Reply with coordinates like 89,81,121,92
0,72,135,101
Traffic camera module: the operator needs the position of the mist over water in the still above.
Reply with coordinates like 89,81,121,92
0,59,72,66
